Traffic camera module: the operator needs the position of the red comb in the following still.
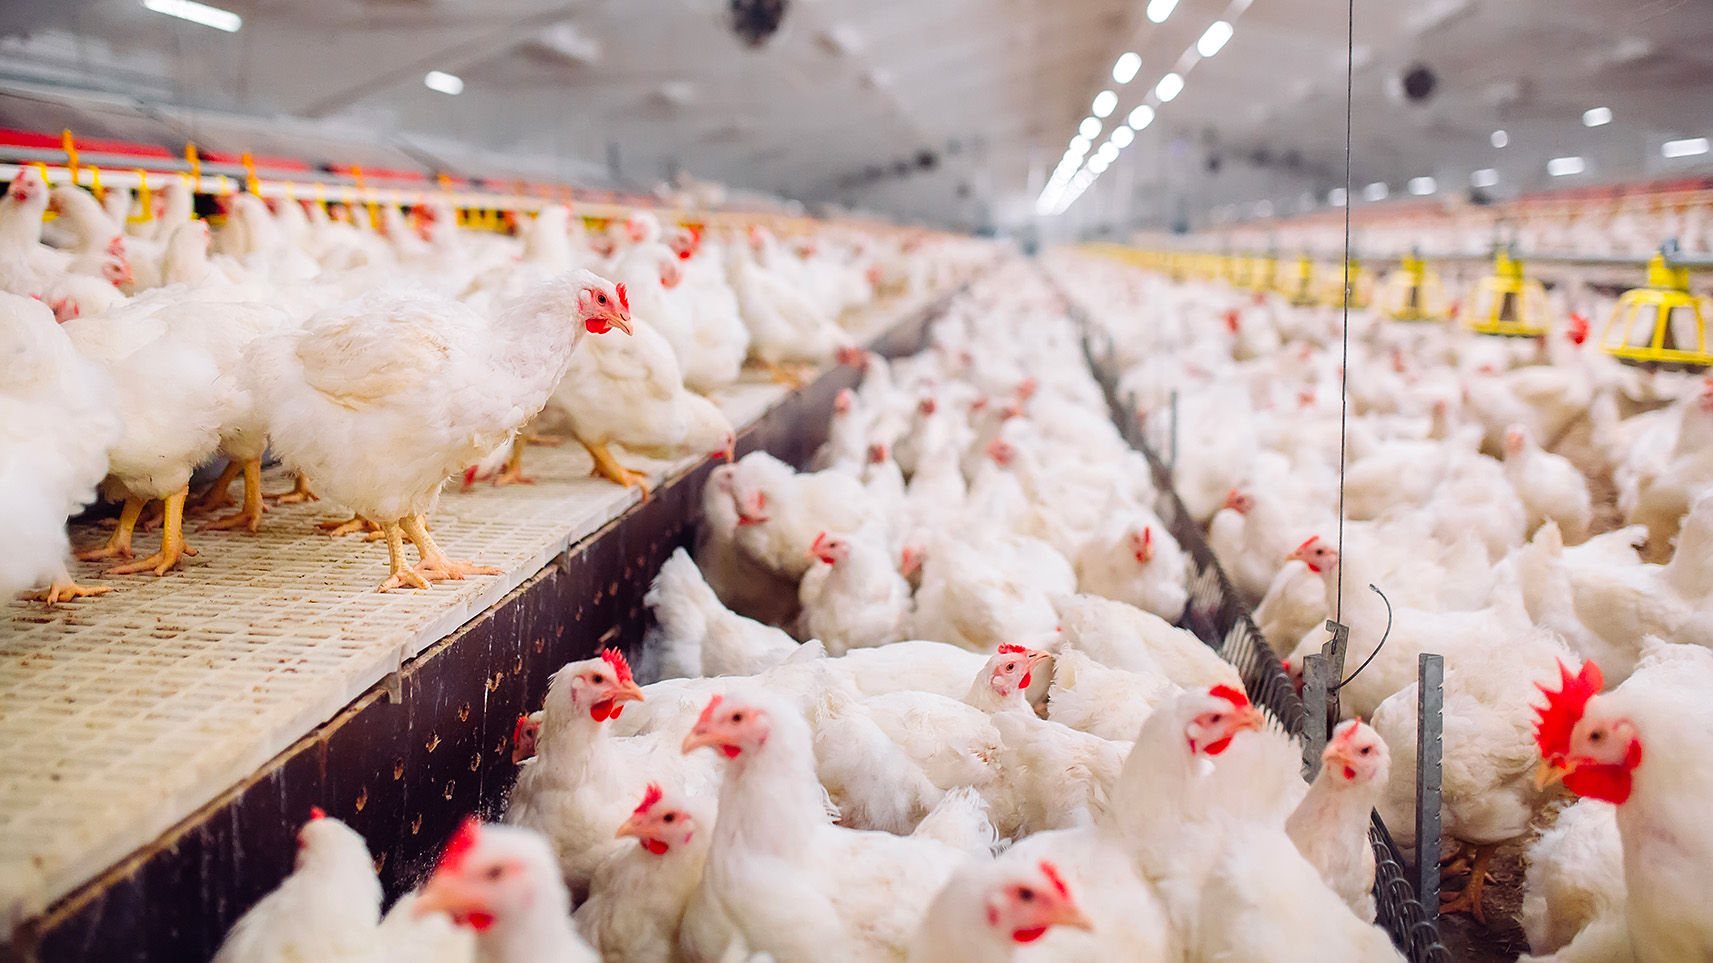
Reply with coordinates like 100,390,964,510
811,531,829,551
615,282,629,313
438,816,481,873
695,694,725,728
1209,684,1251,708
1534,660,1602,760
309,806,327,820
1039,861,1070,899
600,648,634,686
1332,718,1360,743
634,782,664,815
997,644,1031,655
1142,527,1153,547
1294,536,1320,553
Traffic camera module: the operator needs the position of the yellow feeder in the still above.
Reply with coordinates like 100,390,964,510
1250,253,1277,293
1317,258,1370,309
1283,253,1317,306
1466,246,1551,337
1598,244,1712,371
1379,250,1449,322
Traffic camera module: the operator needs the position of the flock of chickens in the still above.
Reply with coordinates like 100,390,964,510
1048,250,1712,962
1,166,981,600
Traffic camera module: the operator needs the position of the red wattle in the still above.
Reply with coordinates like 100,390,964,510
1203,734,1235,756
721,744,742,758
590,699,615,722
1020,672,1032,689
642,839,670,855
1012,927,1050,944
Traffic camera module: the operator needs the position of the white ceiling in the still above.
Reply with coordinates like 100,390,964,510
1,0,1709,232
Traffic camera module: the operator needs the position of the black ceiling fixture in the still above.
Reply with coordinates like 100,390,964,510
916,150,938,170
730,0,788,48
1400,63,1437,103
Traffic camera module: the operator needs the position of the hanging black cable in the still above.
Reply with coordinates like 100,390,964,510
1334,0,1355,622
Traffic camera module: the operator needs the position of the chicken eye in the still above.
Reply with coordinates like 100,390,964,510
592,673,605,684
484,865,505,881
731,712,745,723
597,293,608,304
1359,746,1372,756
663,813,677,823
1018,887,1035,902
1004,662,1017,672
1589,730,1603,743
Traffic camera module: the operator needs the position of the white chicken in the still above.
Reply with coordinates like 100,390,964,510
796,529,913,654
415,818,599,963
574,783,712,963
909,858,1093,963
1285,719,1389,922
210,810,382,963
641,547,803,681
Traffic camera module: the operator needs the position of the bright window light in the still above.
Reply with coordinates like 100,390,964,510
1146,0,1179,24
1110,126,1135,149
1471,168,1500,187
1197,21,1234,58
1663,137,1710,158
1364,181,1389,201
1582,107,1612,127
142,0,241,31
425,70,465,95
1491,129,1508,148
1548,155,1586,176
1128,104,1156,130
1080,117,1103,139
1329,188,1348,207
1069,135,1090,155
1113,52,1142,84
1408,176,1437,195
1155,73,1185,102
1092,90,1118,118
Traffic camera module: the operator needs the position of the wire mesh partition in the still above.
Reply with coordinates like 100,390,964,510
1051,274,1450,962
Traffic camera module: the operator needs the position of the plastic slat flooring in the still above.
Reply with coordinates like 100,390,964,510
0,297,927,928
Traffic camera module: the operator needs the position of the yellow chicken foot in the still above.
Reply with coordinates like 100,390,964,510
491,444,535,487
203,459,266,532
76,496,145,561
187,459,242,515
525,433,565,447
376,519,430,592
582,441,652,501
758,359,805,390
317,513,380,538
267,472,320,504
22,579,112,605
136,498,166,532
402,514,502,582
108,486,198,576
1438,842,1498,926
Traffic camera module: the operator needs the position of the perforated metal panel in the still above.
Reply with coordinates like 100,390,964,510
0,373,799,929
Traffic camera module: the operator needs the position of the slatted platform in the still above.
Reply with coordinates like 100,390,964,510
0,289,953,943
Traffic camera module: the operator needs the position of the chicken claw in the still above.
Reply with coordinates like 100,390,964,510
401,515,501,584
1437,842,1497,926
187,459,243,515
376,519,431,592
76,496,145,561
491,445,535,488
267,472,320,504
319,514,381,538
108,487,197,576
583,441,652,502
23,580,112,605
525,433,565,447
202,460,266,533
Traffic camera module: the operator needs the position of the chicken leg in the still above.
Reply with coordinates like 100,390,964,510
267,472,320,504
401,514,501,582
203,459,266,532
77,495,145,561
108,486,199,576
491,443,535,488
582,441,652,501
22,573,111,605
376,519,431,592
1438,841,1498,925
319,513,381,538
188,459,243,515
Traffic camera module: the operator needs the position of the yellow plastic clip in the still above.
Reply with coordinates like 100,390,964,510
185,143,201,191
314,181,328,212
133,169,153,223
61,129,80,186
241,151,260,195
89,165,105,202
32,163,56,221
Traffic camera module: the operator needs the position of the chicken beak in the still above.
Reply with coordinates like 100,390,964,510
1049,900,1095,932
609,313,634,336
1238,705,1266,733
413,873,476,920
615,812,645,840
610,681,645,705
681,725,719,755
1027,651,1053,670
1534,759,1570,791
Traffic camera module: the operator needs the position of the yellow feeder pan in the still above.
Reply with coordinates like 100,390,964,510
1466,247,1551,337
1598,245,1712,371
1317,259,1370,309
1283,254,1317,305
1250,254,1277,293
1380,251,1449,322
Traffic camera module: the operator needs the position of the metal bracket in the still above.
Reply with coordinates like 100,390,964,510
1322,618,1350,720
1414,652,1445,916
1300,652,1331,779
1167,389,1180,481
382,670,404,705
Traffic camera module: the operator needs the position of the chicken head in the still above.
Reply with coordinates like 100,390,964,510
551,649,644,724
1285,535,1338,574
415,819,557,933
987,644,1050,701
575,275,634,335
615,783,697,855
1184,684,1266,756
1534,660,1641,804
984,861,1092,944
681,694,769,759
1322,719,1389,786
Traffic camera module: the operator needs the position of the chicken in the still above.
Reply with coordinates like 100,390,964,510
211,810,382,963
1071,514,1189,621
680,689,995,963
1052,593,1243,690
796,529,913,654
910,532,1072,653
1520,799,1624,957
1042,645,1180,742
1285,719,1389,921
1209,487,1302,607
1,292,121,602
249,269,630,590
727,227,852,384
415,818,599,963
1532,645,1713,963
506,650,713,899
1503,423,1593,543
641,547,802,681
574,783,711,963
909,859,1092,963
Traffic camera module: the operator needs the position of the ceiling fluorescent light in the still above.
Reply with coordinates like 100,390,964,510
1113,52,1142,84
1080,117,1103,139
1128,104,1156,130
424,71,464,95
1471,168,1500,187
142,0,241,31
1146,0,1179,24
1092,90,1118,118
1155,73,1184,102
1663,137,1710,158
1548,155,1586,176
1197,21,1234,58
1491,129,1508,148
1408,176,1437,195
1329,188,1348,206
1582,107,1612,127
1110,126,1134,148
1069,135,1090,155
1363,181,1389,201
